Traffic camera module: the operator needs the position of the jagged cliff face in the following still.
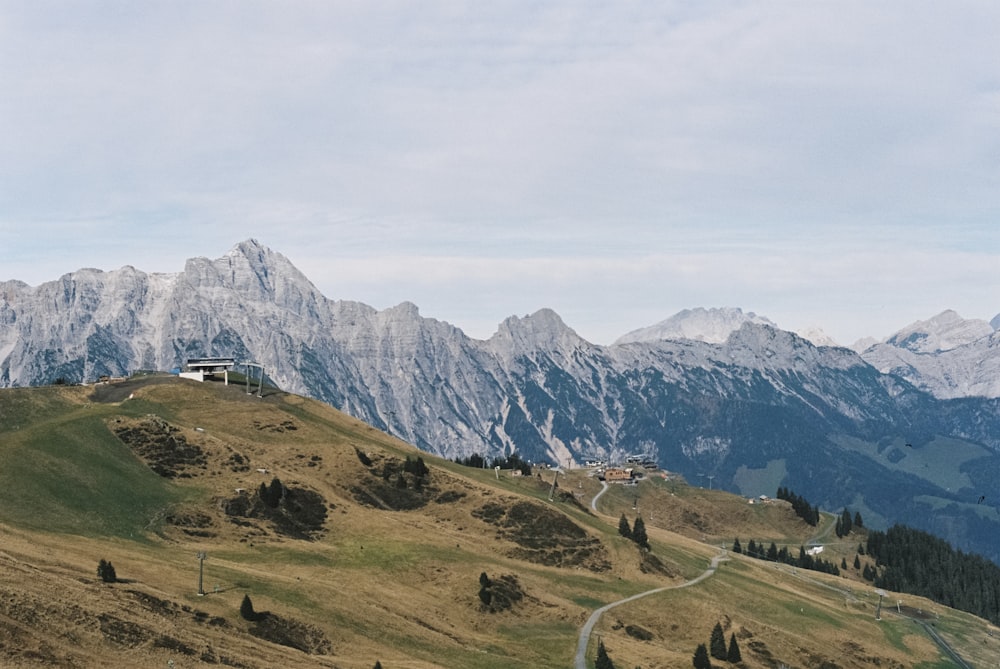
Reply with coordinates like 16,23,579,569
3,240,1000,561
858,310,1000,399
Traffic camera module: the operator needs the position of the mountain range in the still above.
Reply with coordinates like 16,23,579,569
2,239,1000,562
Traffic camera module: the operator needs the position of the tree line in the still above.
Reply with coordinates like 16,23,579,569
775,486,819,526
454,452,532,476
867,524,1000,624
732,538,841,576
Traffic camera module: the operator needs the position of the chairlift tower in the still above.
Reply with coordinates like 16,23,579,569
197,551,208,596
244,362,265,397
875,588,886,620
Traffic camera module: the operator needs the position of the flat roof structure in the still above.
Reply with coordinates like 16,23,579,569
186,357,236,372
181,357,237,385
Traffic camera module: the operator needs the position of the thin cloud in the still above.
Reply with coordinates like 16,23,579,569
1,2,997,345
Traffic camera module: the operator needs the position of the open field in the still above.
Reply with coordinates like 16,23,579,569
1,376,995,668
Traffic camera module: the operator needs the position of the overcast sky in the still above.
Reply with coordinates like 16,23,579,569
2,2,998,345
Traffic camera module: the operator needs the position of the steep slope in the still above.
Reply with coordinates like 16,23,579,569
860,310,1000,399
1,378,994,669
3,241,1000,563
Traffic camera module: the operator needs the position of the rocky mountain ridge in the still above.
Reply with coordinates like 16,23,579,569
3,240,1000,561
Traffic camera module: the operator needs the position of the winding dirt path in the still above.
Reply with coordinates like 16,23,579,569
574,550,728,669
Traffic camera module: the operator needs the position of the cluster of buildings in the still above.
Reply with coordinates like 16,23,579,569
587,454,661,486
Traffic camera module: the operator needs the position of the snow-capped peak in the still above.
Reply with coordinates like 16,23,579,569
794,326,840,348
884,310,994,353
613,307,776,345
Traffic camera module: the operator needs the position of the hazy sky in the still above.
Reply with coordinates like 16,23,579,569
2,2,998,345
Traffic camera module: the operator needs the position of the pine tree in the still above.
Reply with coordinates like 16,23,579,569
840,508,853,536
854,554,861,569
240,594,257,621
854,511,864,529
732,537,742,554
595,638,616,669
692,642,712,669
727,633,742,663
97,559,117,583
479,571,491,588
373,662,383,669
632,516,649,550
618,513,632,539
709,621,727,660
260,477,284,507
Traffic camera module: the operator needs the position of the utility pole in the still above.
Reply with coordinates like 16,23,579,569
197,551,207,596
706,475,715,490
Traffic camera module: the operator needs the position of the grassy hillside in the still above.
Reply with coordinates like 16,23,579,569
1,376,996,668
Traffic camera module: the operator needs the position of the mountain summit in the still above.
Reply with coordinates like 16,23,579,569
3,241,1000,562
614,307,776,345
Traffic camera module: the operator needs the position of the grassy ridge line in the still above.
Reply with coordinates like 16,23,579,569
0,378,995,667
0,391,190,538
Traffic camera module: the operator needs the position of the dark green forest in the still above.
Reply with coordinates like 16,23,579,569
867,525,1000,625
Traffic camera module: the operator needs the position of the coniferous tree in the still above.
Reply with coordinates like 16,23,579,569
632,516,649,550
479,571,491,588
854,511,864,529
766,542,778,562
595,639,616,669
260,477,284,508
732,538,742,554
240,594,257,621
97,559,116,583
692,642,712,669
373,662,383,669
709,621,727,660
854,554,861,570
727,633,742,663
618,513,632,539
798,546,811,569
865,524,1000,624
840,508,853,536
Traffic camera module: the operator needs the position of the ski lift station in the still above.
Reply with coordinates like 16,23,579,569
179,357,236,384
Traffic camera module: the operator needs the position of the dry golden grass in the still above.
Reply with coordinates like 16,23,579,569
1,376,994,668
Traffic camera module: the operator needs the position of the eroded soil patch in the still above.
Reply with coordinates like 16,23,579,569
223,483,329,540
248,612,332,655
473,500,610,572
111,416,207,478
